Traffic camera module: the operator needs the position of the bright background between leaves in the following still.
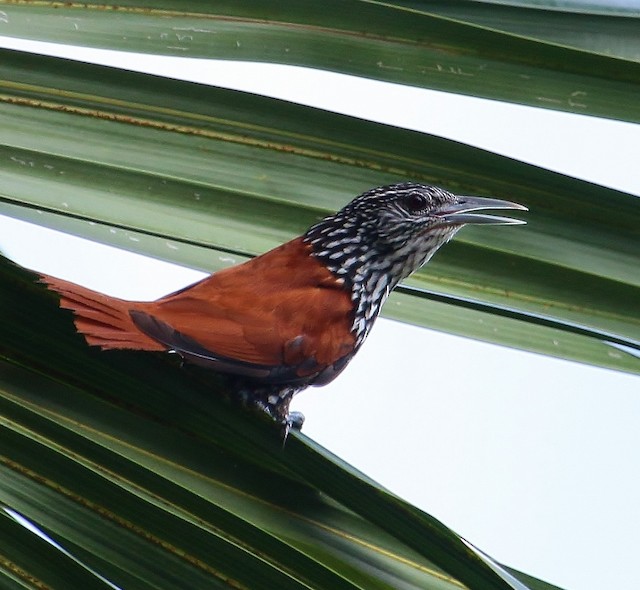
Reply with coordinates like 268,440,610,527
0,30,639,590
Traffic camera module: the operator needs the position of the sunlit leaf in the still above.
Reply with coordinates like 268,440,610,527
1,48,638,374
0,1,639,121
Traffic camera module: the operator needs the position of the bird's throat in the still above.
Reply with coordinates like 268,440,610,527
304,217,396,349
304,215,452,350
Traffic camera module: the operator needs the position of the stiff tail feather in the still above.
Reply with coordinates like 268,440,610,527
40,274,165,352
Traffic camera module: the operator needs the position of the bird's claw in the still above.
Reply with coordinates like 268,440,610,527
167,349,185,368
281,411,305,446
286,411,305,431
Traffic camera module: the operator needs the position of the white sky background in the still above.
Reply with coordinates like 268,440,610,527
0,36,639,590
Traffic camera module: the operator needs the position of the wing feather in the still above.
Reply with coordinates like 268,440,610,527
135,238,356,382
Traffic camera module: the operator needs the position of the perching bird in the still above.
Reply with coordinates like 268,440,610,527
41,183,526,433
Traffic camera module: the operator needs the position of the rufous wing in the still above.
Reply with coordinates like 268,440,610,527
42,237,356,384
132,237,356,383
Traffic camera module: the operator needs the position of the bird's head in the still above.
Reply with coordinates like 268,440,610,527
305,182,527,287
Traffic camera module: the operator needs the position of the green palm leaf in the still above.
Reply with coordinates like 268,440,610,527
1,1,638,589
0,47,638,373
0,1,639,120
2,258,562,590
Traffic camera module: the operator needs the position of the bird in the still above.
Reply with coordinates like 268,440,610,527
40,183,526,435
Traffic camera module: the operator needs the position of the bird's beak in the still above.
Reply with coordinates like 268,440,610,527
436,196,528,226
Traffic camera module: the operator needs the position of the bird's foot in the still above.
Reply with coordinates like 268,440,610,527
251,397,305,445
166,349,185,368
286,411,305,431
281,410,305,446
229,379,305,443
255,402,305,444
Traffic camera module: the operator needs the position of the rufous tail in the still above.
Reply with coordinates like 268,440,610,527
40,275,165,352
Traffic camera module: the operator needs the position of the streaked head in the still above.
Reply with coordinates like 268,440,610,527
306,182,526,284
341,182,525,244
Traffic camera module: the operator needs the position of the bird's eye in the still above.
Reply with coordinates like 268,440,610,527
405,192,429,213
